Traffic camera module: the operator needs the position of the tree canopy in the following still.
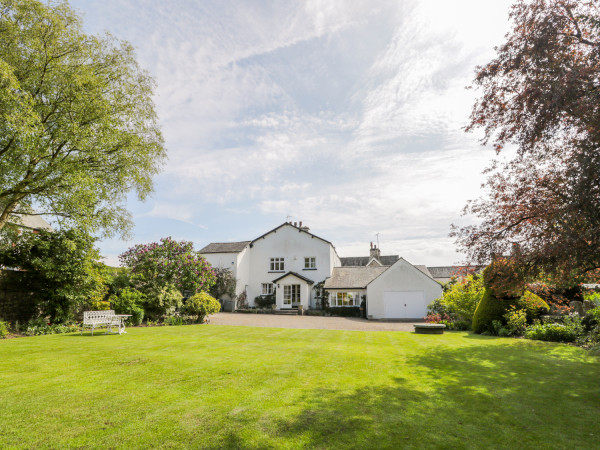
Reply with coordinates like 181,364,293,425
0,0,166,237
453,0,600,285
0,228,103,323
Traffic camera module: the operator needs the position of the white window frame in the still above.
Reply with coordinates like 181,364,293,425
283,284,300,305
304,257,316,269
270,257,285,272
334,292,359,307
261,283,274,295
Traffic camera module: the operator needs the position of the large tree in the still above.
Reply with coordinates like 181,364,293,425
453,0,600,285
0,0,165,236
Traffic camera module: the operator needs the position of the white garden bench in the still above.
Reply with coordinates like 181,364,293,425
82,310,130,336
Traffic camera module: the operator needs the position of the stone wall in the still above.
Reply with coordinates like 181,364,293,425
0,270,38,323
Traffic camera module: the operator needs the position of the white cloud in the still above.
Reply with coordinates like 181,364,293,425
70,0,515,265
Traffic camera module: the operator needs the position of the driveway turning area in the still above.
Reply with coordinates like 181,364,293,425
210,312,421,331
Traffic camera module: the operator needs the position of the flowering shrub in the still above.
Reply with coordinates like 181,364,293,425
425,313,452,324
119,237,216,296
503,307,527,336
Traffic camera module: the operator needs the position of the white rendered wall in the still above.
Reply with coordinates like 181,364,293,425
246,225,334,307
200,249,249,299
366,258,442,319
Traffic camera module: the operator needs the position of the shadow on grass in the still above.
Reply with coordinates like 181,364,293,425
218,343,600,448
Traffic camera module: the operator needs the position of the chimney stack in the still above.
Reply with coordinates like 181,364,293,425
370,244,381,261
294,221,297,227
299,221,302,228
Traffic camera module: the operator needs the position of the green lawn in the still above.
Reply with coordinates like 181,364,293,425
1,325,599,449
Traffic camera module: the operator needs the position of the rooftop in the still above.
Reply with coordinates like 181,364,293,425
198,241,251,254
324,266,389,290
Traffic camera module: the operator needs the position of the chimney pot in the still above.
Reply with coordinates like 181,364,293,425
299,221,302,227
370,241,373,249
294,222,297,227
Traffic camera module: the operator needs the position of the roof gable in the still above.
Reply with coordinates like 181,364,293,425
272,271,315,285
372,258,441,288
251,222,333,247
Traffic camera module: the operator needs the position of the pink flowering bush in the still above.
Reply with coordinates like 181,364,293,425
119,237,216,297
425,313,452,324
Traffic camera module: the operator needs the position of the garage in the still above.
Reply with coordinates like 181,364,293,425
324,258,443,320
366,258,442,319
383,291,425,318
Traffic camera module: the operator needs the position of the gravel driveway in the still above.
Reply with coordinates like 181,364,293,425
210,312,422,332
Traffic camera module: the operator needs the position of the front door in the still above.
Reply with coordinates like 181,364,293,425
283,284,301,308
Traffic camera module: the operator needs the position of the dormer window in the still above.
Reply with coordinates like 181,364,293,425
270,257,284,271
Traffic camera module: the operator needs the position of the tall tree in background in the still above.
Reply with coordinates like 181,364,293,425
453,0,600,285
0,0,165,236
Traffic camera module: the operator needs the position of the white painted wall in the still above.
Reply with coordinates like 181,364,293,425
200,247,250,299
366,258,442,319
247,224,335,307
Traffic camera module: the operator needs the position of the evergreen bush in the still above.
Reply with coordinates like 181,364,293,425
185,292,221,323
472,288,511,334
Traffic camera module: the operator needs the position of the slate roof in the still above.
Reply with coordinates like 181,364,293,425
340,255,399,266
414,265,433,278
323,266,389,290
427,266,483,279
199,241,250,254
272,271,315,285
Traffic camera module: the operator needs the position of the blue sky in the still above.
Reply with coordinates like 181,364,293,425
69,0,514,266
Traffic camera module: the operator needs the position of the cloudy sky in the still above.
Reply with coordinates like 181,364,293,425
70,0,515,267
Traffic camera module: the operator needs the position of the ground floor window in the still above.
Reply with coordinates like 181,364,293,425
262,283,273,295
333,292,361,306
283,284,300,305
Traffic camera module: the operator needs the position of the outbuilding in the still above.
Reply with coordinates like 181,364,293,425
324,258,442,320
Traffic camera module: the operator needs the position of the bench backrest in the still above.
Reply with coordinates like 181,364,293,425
83,310,115,324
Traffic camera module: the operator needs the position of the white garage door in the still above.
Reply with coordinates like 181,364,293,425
383,291,425,318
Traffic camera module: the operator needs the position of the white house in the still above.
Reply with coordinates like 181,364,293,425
199,222,442,319
200,222,340,310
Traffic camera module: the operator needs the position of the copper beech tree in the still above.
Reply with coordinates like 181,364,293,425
452,0,600,286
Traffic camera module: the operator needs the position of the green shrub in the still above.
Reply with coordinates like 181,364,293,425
472,288,511,334
518,291,549,322
432,274,484,322
0,320,8,338
144,283,183,320
164,315,185,326
22,318,79,336
109,287,146,326
327,307,361,317
498,327,511,337
504,307,527,336
524,317,583,343
185,292,221,323
255,294,276,309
